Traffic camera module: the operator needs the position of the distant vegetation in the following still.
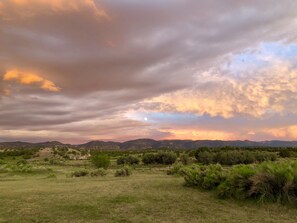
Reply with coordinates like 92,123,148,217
91,154,111,169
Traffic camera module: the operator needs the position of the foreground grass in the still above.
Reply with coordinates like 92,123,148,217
0,169,296,223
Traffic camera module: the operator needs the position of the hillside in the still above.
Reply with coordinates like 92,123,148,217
1,139,297,150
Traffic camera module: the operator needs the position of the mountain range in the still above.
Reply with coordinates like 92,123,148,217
1,139,297,150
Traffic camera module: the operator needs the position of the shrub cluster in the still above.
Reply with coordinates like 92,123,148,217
71,168,107,177
0,148,39,160
71,169,89,177
142,152,177,165
115,166,132,177
195,150,277,165
116,156,139,165
179,161,297,204
0,162,52,174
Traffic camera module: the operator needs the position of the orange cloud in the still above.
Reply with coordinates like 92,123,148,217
262,125,297,139
145,63,297,118
0,0,110,20
3,69,60,92
160,129,234,141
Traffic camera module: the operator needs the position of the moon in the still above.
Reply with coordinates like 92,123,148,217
144,117,148,121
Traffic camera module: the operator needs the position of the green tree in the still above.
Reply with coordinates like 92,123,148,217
91,154,110,169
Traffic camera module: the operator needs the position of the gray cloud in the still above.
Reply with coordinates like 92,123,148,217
1,0,297,142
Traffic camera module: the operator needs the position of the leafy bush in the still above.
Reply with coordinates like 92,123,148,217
142,152,177,165
217,165,256,199
142,153,156,165
178,161,297,204
167,163,183,175
179,164,225,190
115,166,132,177
90,168,107,177
91,154,110,169
250,162,297,203
279,149,292,158
71,169,89,177
117,156,139,165
179,153,190,165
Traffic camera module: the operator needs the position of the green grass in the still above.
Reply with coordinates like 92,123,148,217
0,166,297,223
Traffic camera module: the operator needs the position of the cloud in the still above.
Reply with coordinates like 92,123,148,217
159,128,235,141
143,60,297,118
0,0,110,20
1,1,297,142
3,69,60,92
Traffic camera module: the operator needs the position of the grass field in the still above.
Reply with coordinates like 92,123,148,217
1,164,297,223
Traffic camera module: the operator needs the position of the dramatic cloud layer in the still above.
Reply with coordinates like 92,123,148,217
1,0,297,142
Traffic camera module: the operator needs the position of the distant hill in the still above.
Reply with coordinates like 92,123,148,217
1,139,297,150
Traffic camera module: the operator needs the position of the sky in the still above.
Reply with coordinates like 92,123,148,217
1,0,297,143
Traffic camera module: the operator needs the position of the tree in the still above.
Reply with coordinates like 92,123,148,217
91,154,110,169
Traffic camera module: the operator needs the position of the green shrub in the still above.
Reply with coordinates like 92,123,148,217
91,154,110,169
71,169,89,177
179,164,224,190
17,159,28,166
167,163,183,175
142,152,177,165
90,168,107,177
179,161,297,204
250,162,297,203
179,153,190,165
279,149,292,158
117,156,139,165
142,153,156,165
217,165,256,199
115,166,132,177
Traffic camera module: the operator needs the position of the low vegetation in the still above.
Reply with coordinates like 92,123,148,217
90,154,111,169
179,161,297,204
142,151,177,165
115,165,132,177
116,155,140,165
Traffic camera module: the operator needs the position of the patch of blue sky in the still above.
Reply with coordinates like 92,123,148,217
225,41,297,76
129,111,203,124
260,42,297,60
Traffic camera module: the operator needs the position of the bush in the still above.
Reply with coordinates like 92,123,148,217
179,153,190,165
91,154,110,169
115,166,132,177
250,162,297,203
17,159,28,166
71,169,89,177
142,152,177,165
167,163,183,175
279,149,292,158
178,161,297,204
117,156,139,165
179,164,224,190
90,168,107,177
142,153,156,165
217,165,256,199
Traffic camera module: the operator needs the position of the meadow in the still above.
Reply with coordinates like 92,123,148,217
0,147,297,223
